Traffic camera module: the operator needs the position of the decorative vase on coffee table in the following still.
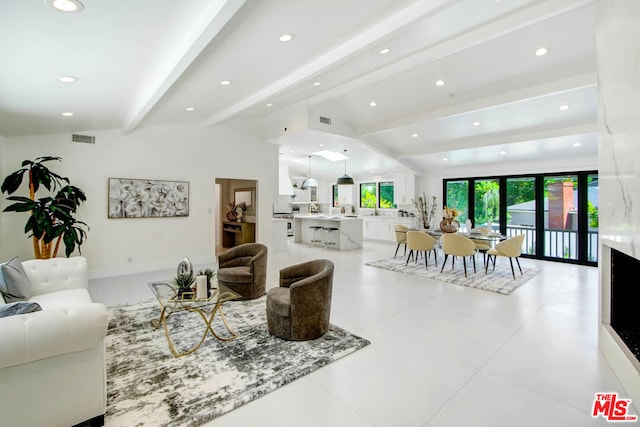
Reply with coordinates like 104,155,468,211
440,219,460,233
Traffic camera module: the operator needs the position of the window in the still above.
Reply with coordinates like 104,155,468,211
332,185,339,207
378,182,396,209
445,180,468,224
360,183,376,208
359,181,397,209
443,170,597,266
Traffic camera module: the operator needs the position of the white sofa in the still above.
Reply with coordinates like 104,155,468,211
0,256,109,427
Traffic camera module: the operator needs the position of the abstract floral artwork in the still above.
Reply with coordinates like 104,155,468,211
108,178,189,218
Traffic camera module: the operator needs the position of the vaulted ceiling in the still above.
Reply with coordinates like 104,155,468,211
0,0,597,179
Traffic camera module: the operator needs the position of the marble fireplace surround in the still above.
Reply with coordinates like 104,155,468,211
597,0,640,410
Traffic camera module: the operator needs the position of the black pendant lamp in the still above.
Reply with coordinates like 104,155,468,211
336,149,354,185
301,155,318,190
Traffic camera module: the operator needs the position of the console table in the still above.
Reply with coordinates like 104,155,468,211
222,221,255,248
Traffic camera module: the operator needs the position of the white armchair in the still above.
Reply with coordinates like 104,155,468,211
0,256,109,427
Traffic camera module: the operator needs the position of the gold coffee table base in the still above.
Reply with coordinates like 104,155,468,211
149,285,240,358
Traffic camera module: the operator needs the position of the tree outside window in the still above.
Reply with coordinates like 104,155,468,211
378,181,396,208
360,183,376,208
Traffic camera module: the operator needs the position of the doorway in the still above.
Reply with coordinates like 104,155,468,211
214,178,258,256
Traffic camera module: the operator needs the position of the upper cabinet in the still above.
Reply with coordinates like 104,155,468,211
393,171,416,205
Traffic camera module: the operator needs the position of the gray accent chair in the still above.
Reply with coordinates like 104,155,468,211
266,259,334,341
217,243,268,300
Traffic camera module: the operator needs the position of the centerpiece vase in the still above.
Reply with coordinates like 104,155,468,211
440,218,460,233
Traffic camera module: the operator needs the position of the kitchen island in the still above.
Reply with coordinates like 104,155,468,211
294,215,363,250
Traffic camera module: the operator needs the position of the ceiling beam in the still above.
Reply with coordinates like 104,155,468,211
201,0,457,128
122,0,246,134
358,73,597,136
309,0,594,108
394,122,597,157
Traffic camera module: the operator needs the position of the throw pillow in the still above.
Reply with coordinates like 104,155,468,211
0,257,33,302
0,301,42,318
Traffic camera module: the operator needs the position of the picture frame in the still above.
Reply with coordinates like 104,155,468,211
108,178,189,218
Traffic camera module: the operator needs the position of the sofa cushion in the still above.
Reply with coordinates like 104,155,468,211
217,266,253,284
1,257,33,302
0,301,42,318
30,288,92,310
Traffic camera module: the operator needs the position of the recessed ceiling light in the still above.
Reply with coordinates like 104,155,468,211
279,34,294,42
573,142,582,147
57,75,78,83
379,48,390,55
312,82,321,87
370,170,375,174
435,80,445,87
558,104,571,111
443,157,449,161
61,112,74,117
472,121,481,126
186,107,195,111
369,101,377,107
319,144,324,147
535,47,548,56
220,80,232,86
369,160,374,164
49,0,84,13
289,150,295,153
412,133,419,138
266,103,273,107
500,151,507,155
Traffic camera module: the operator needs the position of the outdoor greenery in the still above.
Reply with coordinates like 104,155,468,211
1,156,89,259
360,183,376,208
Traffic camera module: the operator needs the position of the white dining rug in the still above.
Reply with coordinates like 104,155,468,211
365,255,538,295
104,296,370,426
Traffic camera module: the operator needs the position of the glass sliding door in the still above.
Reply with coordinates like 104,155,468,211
445,180,469,226
544,175,578,260
506,177,536,255
474,179,500,231
587,174,599,262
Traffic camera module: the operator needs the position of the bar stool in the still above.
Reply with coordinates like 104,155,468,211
309,225,323,245
323,226,339,249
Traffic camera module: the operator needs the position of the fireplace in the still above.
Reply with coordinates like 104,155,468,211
610,248,640,363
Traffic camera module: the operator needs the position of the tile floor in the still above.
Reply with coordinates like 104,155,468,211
89,240,636,427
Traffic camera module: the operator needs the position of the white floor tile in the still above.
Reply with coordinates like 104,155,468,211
88,240,630,427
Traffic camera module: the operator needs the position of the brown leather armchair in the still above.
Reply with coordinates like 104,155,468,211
266,259,334,341
216,243,268,300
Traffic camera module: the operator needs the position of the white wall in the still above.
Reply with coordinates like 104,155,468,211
0,121,279,278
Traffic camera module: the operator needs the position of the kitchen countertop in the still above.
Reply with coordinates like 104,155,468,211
294,215,362,221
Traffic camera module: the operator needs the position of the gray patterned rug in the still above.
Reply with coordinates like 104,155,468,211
365,255,538,295
104,296,370,426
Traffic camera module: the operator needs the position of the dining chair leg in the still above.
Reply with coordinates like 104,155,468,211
405,250,413,266
451,256,455,270
404,244,407,256
508,257,515,280
433,249,438,267
472,255,476,274
515,257,522,275
395,243,401,258
423,251,428,270
462,256,467,278
440,254,448,273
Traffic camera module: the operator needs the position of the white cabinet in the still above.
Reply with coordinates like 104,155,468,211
393,171,416,205
363,217,415,242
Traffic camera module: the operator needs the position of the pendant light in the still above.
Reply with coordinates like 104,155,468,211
336,149,354,185
301,155,318,189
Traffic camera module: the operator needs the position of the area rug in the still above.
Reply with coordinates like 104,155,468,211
104,296,370,427
365,256,538,295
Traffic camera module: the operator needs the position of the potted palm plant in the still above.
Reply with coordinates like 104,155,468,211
173,273,196,299
1,156,89,259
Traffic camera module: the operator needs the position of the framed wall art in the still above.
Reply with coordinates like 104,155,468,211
108,178,189,218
